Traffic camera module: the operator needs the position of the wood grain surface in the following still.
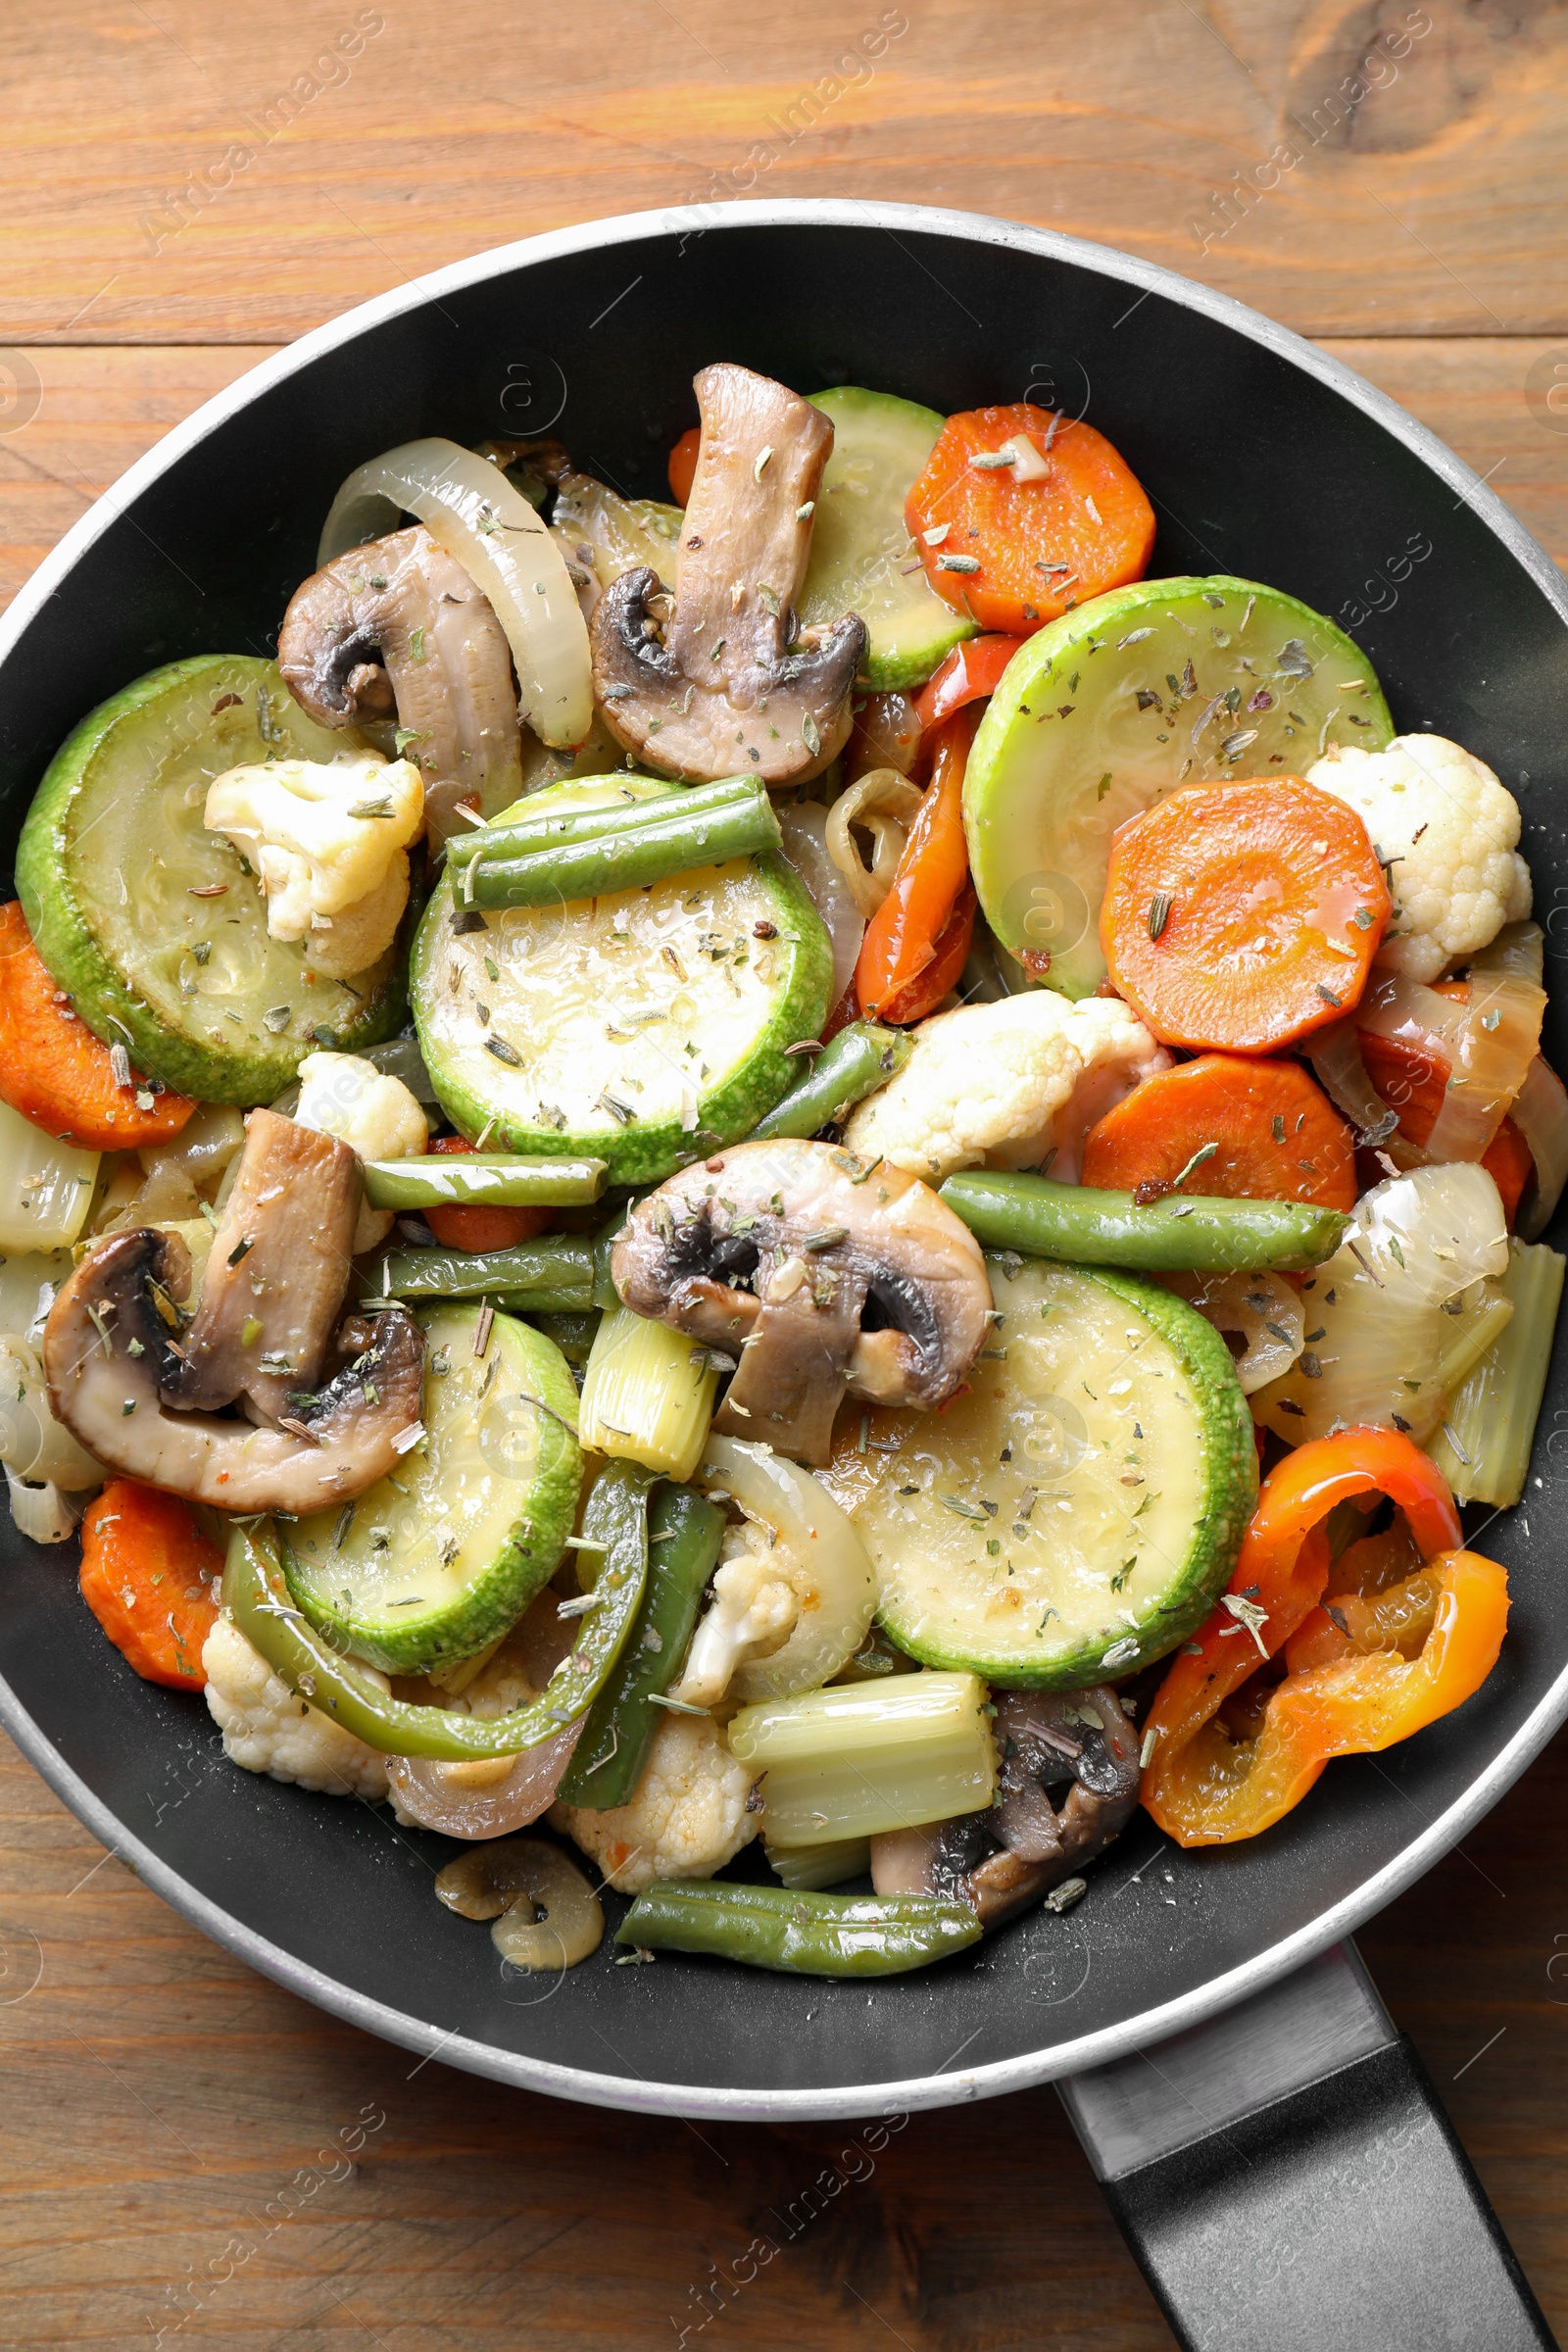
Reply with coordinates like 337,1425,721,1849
1,3,1566,2345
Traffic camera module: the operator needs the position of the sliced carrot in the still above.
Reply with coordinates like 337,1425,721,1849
905,405,1154,637
856,709,977,1023
1100,779,1392,1055
1357,1013,1534,1226
423,1136,554,1253
1081,1054,1357,1211
0,902,195,1149
912,635,1026,732
78,1479,222,1690
667,426,701,507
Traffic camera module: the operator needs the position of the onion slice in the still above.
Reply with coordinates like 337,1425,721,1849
825,768,924,920
5,1464,83,1545
693,1437,876,1704
318,438,592,749
387,1718,583,1840
776,800,864,1007
1304,1017,1396,1145
1511,1055,1568,1241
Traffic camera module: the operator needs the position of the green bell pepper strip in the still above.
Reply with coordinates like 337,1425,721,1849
368,1236,594,1305
614,1881,982,1977
466,792,781,910
940,1170,1348,1275
362,1155,606,1211
445,772,756,865
750,1020,912,1142
558,1482,725,1810
222,1462,653,1759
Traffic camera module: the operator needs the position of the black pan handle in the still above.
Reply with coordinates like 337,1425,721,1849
1058,1940,1555,2352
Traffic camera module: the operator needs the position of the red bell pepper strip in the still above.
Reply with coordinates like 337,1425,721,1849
855,708,978,1025
1141,1428,1486,1846
912,635,1025,733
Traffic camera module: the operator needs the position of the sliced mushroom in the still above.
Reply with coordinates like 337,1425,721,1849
590,364,867,787
162,1109,359,1426
870,1685,1141,1928
435,1837,604,1969
278,523,523,845
612,1138,991,1464
43,1228,423,1513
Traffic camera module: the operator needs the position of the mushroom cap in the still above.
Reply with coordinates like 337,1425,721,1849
590,363,867,788
43,1228,424,1515
612,1137,991,1464
277,524,523,845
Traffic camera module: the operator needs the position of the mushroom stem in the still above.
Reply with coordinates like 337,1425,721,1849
590,364,867,787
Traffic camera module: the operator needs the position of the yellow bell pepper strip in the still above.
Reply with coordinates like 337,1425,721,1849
1141,1428,1473,1846
224,1461,653,1758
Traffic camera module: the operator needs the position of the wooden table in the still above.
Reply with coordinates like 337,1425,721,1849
3,6,1567,2343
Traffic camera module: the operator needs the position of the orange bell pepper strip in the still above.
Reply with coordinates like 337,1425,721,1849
911,635,1025,733
0,902,195,1149
77,1478,223,1690
1142,1428,1478,1846
855,708,978,1025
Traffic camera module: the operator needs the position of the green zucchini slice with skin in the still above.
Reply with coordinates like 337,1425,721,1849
412,776,833,1186
280,1303,583,1675
16,657,409,1104
798,387,977,691
962,576,1395,999
851,1257,1256,1688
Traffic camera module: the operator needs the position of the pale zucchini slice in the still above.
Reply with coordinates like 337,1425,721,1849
841,1258,1255,1688
962,576,1394,997
16,657,408,1102
799,386,976,690
411,776,832,1185
281,1303,583,1675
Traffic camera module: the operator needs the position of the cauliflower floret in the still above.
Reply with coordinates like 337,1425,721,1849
672,1520,798,1709
1306,733,1531,984
843,990,1169,1184
202,1614,391,1800
551,1712,760,1893
204,752,423,967
295,1050,428,1253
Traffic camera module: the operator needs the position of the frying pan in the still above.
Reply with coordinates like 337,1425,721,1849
0,202,1563,2351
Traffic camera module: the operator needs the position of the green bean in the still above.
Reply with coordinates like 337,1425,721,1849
362,1154,606,1210
228,1468,653,1759
369,1236,594,1304
558,1483,725,1810
940,1171,1348,1274
750,1021,912,1142
593,1204,633,1311
614,1880,982,1977
466,791,781,908
528,1309,602,1368
445,773,755,864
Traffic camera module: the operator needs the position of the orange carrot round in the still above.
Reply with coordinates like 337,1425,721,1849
78,1478,222,1690
1081,1053,1357,1211
424,1136,554,1253
855,710,977,1023
905,404,1154,637
0,902,195,1149
667,426,701,507
1100,778,1391,1054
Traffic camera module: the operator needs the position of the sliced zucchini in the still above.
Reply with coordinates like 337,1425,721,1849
846,1257,1255,1688
962,577,1394,998
411,776,832,1185
17,657,408,1103
280,1302,582,1674
799,387,976,690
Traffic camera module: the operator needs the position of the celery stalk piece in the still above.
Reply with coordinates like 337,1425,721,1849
729,1671,996,1847
1435,1278,1514,1399
578,1305,717,1483
765,1835,874,1891
1429,1239,1566,1507
0,1099,98,1254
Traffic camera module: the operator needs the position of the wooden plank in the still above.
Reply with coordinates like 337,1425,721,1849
1,2,1565,344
